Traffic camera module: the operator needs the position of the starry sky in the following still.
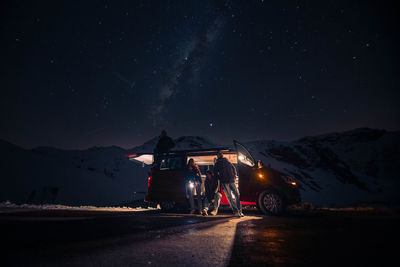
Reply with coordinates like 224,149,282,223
1,0,399,149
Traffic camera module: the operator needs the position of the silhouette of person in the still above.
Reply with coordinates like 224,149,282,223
155,130,175,154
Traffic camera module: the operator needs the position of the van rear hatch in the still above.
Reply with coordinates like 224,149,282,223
126,153,153,165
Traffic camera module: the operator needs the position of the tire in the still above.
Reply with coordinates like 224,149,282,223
160,201,176,211
257,189,286,215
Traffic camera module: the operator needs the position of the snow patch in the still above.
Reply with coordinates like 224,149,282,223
0,201,157,212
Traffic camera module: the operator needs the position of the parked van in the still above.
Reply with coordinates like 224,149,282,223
127,140,301,215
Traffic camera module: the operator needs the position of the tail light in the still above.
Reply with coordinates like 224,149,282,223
147,176,152,188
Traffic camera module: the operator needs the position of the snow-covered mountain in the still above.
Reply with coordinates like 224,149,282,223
0,140,149,206
0,136,221,206
0,128,399,206
244,128,400,205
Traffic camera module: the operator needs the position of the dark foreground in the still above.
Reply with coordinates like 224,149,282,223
1,207,399,266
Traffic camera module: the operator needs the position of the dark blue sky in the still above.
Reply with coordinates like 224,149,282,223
1,0,399,149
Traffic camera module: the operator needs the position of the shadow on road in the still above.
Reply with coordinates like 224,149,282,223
228,210,400,267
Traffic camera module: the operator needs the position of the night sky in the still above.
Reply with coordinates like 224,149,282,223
1,0,399,149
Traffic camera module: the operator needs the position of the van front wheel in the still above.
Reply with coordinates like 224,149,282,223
160,201,175,211
258,190,286,215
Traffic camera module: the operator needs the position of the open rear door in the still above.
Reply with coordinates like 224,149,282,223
126,153,153,166
233,140,257,202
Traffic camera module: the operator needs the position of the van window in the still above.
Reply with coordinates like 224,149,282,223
187,154,237,165
155,155,184,170
235,141,255,167
238,152,254,167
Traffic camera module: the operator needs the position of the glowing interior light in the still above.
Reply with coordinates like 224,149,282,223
290,181,297,186
238,155,245,161
258,173,263,178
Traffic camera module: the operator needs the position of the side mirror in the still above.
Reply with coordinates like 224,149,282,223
257,160,263,169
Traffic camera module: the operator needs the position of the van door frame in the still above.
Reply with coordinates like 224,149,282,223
233,140,258,202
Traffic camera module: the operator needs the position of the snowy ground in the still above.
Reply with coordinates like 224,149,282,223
0,201,158,213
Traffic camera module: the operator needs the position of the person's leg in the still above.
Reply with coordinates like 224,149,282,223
203,197,209,212
210,192,221,215
229,182,242,212
197,196,203,213
188,185,195,213
214,192,222,208
222,183,238,212
196,184,202,213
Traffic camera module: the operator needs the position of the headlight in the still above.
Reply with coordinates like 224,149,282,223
282,175,298,187
188,181,194,189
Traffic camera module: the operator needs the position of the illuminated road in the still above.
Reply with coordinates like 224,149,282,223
1,208,399,266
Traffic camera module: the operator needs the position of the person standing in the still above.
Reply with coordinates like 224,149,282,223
185,158,203,214
153,130,175,164
213,151,244,217
155,130,175,154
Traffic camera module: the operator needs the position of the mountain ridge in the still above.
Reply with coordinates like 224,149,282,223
0,128,399,206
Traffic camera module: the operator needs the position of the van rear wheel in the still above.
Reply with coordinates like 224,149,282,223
160,201,176,211
258,190,286,215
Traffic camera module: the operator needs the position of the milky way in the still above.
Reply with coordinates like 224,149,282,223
1,0,398,149
151,1,229,126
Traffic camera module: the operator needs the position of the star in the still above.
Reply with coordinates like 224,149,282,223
2,0,396,152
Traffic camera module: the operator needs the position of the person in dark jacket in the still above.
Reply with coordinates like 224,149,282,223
204,170,215,202
155,130,175,154
185,158,202,214
153,130,175,164
213,151,244,217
